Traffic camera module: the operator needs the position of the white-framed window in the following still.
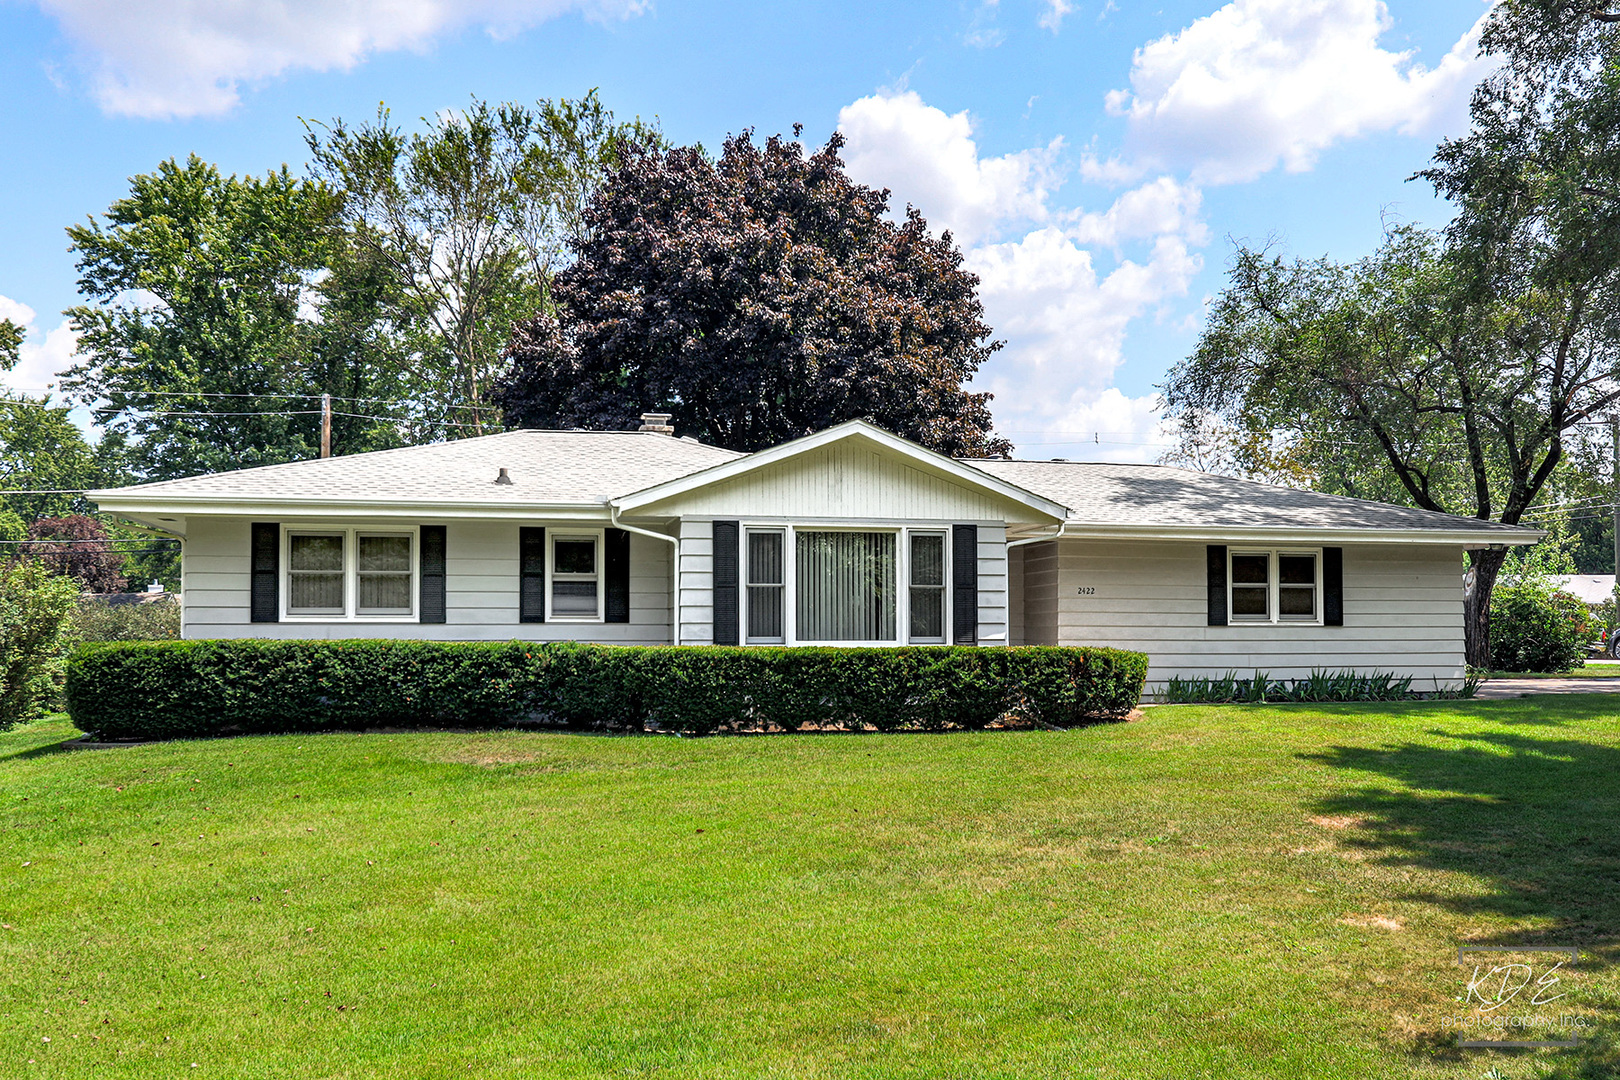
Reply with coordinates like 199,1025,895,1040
908,531,947,643
733,524,963,646
746,528,786,643
284,526,417,621
549,532,603,621
1228,548,1322,625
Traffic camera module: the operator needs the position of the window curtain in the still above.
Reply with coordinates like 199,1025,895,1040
795,531,896,641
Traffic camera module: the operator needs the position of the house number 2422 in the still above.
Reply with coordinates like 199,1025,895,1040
1075,587,1096,595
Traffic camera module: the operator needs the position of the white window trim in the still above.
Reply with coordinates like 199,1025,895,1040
744,527,787,645
906,529,949,645
281,525,419,623
1227,547,1323,627
736,523,954,647
548,529,606,624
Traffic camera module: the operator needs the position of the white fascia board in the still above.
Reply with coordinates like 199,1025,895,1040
88,494,614,523
612,419,1070,521
1057,522,1545,546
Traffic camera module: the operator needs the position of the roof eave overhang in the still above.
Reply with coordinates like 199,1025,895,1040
1057,522,1545,546
87,493,615,522
613,420,1070,522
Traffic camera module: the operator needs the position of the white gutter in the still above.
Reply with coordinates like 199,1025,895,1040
1055,522,1544,546
1007,525,1063,549
611,503,680,646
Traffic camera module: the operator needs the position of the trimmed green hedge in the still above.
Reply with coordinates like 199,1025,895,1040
64,640,1148,740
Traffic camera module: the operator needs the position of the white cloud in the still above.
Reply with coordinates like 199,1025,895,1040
1106,0,1492,184
972,230,1201,393
33,0,647,119
1039,0,1074,33
1068,176,1207,247
0,295,81,397
1001,388,1171,464
838,91,1062,246
837,90,1206,463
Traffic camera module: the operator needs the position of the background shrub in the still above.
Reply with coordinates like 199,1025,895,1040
64,641,1148,741
1489,579,1592,673
0,562,80,730
70,596,182,642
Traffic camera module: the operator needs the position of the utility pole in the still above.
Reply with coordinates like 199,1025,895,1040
321,393,332,459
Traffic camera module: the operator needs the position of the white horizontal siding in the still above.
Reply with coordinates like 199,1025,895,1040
1020,538,1467,689
976,524,1008,646
180,517,672,644
1008,545,1026,646
677,518,714,646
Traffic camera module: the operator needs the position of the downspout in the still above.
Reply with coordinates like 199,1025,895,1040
610,502,681,646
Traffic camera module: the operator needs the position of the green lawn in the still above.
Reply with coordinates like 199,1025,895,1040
1481,663,1620,678
3,700,1617,1079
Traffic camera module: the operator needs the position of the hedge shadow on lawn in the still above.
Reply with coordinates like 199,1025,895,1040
1300,717,1620,1066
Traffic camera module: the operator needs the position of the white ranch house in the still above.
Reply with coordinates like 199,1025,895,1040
89,417,1539,690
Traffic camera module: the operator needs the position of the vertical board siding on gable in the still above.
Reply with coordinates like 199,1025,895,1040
1030,538,1466,687
642,443,1018,520
179,517,671,644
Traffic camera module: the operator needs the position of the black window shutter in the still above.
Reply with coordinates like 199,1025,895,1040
1323,546,1344,626
420,525,447,624
1207,545,1228,627
250,523,279,623
605,528,631,624
952,524,978,645
519,527,546,623
713,521,740,645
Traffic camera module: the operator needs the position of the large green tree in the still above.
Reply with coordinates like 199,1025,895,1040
62,157,341,479
497,130,1010,456
305,92,659,436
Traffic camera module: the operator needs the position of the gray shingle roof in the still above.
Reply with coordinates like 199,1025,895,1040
972,459,1534,535
93,429,742,505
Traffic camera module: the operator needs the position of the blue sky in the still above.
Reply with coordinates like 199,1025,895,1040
0,0,1494,461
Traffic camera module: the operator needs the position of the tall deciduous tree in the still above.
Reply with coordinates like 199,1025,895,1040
0,394,110,519
497,130,1011,457
1162,1,1620,667
61,157,345,479
305,92,659,435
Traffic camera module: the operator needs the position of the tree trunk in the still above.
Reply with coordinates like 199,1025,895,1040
1463,546,1508,669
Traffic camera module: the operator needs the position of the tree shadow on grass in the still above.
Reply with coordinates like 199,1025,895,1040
1299,726,1620,1070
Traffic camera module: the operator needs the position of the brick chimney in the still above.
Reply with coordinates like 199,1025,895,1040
638,412,674,435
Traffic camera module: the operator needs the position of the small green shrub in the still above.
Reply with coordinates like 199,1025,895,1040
1162,669,1452,704
1489,579,1591,673
70,596,182,642
0,561,80,730
63,641,1149,741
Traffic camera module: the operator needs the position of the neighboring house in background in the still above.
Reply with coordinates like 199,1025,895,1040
89,416,1541,690
1552,574,1616,606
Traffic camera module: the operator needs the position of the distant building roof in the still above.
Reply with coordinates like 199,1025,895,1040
1553,574,1616,604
